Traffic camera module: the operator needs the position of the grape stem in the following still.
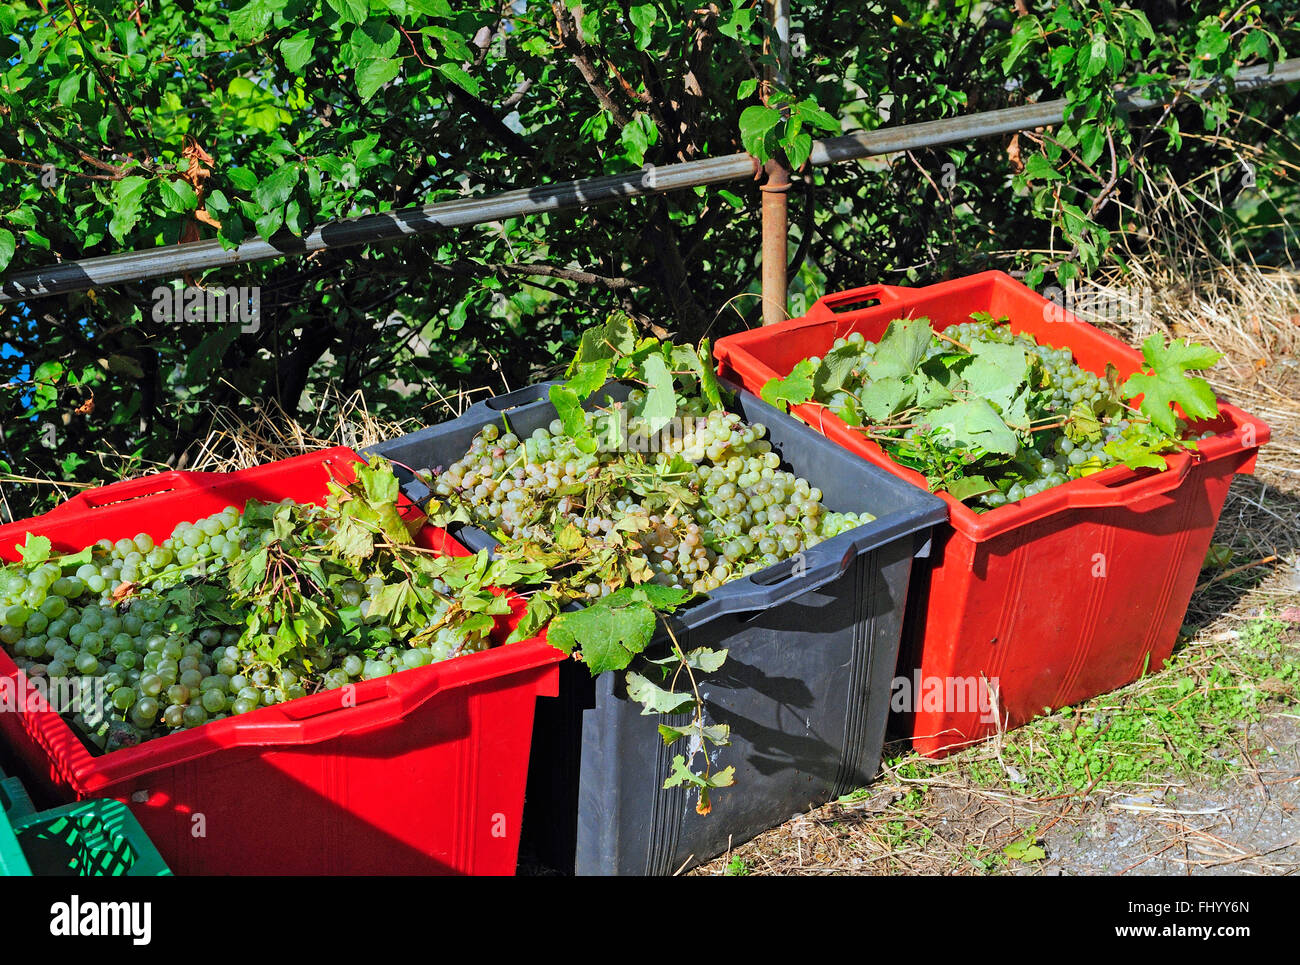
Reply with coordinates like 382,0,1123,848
932,328,971,353
1027,420,1067,434
383,458,426,480
661,617,721,782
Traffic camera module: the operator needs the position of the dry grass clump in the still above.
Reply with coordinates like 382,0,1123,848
184,383,435,472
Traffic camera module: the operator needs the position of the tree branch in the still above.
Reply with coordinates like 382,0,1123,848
496,262,638,291
552,2,632,128
62,0,160,162
400,25,536,159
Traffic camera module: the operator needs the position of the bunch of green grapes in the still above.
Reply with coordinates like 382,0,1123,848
944,320,1167,508
0,506,491,751
801,318,1209,511
431,400,874,597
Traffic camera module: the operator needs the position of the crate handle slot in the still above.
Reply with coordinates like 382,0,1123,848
41,472,210,518
670,548,847,630
1061,453,1192,509
805,284,902,322
222,667,447,745
461,383,555,421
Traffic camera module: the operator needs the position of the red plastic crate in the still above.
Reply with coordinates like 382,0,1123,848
715,271,1270,756
0,448,564,874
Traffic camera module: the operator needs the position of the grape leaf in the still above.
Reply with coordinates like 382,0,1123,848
664,755,736,814
602,313,639,355
670,342,723,411
368,579,413,620
957,340,1028,412
566,358,610,397
761,358,816,411
505,593,560,645
1122,335,1222,434
56,546,93,569
945,475,996,502
812,344,862,396
831,395,863,427
1001,384,1035,432
549,384,590,449
570,325,615,371
1064,401,1102,443
867,317,932,379
626,670,696,715
696,339,724,411
1004,837,1046,862
547,598,657,673
1103,433,1170,470
639,352,677,434
925,399,1019,455
857,376,912,422
610,584,691,611
643,645,728,671
913,372,955,409
683,646,728,672
328,514,375,562
16,534,51,564
354,458,401,507
658,722,730,747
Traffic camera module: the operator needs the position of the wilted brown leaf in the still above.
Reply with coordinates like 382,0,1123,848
1007,133,1023,174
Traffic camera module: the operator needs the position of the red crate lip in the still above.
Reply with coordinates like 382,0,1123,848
0,446,422,558
715,270,1270,542
0,447,565,795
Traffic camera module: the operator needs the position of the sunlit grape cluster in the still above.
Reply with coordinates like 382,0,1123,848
0,505,489,751
431,400,874,597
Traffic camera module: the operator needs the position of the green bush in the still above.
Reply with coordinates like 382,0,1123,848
0,1,1294,517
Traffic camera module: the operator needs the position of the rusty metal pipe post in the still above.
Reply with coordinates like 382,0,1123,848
760,0,793,326
761,158,792,326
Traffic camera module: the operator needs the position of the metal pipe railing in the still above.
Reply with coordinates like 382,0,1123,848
3,58,1298,305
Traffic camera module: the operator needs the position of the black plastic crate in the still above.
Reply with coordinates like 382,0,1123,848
365,381,945,875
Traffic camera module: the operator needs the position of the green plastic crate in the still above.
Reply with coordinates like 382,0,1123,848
0,773,29,875
0,769,170,877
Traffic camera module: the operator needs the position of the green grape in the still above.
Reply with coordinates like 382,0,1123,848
130,697,160,728
182,705,208,728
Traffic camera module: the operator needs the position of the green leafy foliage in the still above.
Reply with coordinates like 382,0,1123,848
665,754,736,816
420,321,880,801
1003,836,1047,863
762,314,1221,508
548,590,658,674
1122,335,1223,434
550,311,728,453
